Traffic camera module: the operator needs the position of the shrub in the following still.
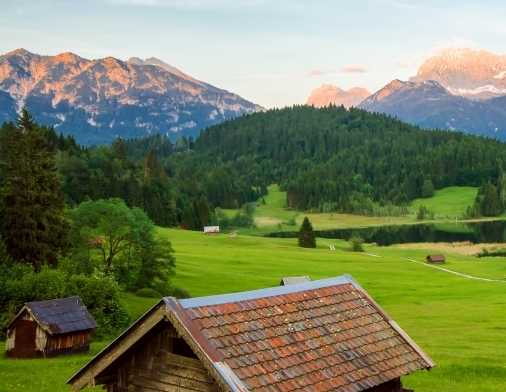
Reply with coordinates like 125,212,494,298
135,288,162,298
165,285,191,299
349,236,364,252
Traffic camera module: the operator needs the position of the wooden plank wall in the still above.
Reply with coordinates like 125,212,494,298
47,331,90,351
114,325,222,392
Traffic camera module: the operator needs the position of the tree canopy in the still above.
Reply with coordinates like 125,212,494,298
0,108,68,269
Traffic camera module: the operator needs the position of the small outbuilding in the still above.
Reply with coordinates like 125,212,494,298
4,296,97,359
279,276,311,286
204,226,220,235
426,254,446,264
68,275,434,392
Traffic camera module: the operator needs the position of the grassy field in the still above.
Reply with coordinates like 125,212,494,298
3,229,505,391
224,185,416,235
223,185,491,236
410,186,478,217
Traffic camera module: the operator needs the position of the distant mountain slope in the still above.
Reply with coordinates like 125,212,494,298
358,79,506,139
307,84,371,108
0,49,263,144
410,48,506,100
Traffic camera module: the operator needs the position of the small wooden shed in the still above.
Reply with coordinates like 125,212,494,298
204,226,220,235
4,296,97,359
426,254,446,264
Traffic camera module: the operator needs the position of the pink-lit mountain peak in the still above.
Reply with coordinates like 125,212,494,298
410,47,506,99
307,84,371,108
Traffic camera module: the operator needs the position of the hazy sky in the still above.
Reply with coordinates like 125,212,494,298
2,0,506,108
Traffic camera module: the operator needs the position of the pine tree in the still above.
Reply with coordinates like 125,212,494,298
298,217,316,248
1,108,69,269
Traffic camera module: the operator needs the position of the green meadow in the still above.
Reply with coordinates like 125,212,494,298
410,186,478,218
223,185,496,236
2,229,506,391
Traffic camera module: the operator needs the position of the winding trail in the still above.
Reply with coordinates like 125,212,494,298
400,257,506,283
323,242,335,251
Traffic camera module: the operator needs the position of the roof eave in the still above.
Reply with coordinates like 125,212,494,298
344,274,436,369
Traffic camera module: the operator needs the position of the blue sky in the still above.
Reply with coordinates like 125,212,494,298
2,0,506,108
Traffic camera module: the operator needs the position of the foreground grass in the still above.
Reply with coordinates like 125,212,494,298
2,230,506,391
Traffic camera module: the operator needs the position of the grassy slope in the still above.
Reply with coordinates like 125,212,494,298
410,186,478,217
3,222,506,391
225,185,489,236
224,185,416,235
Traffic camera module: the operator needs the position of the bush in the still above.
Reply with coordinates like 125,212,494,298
165,285,191,299
349,236,364,252
135,288,162,298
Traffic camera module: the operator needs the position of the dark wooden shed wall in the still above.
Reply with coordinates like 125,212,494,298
110,323,222,392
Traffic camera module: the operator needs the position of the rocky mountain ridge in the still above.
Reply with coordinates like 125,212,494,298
358,79,506,139
409,48,506,100
306,84,371,108
0,49,263,144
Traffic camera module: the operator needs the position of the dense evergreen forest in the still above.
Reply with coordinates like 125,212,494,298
124,105,506,218
3,104,506,227
194,105,506,215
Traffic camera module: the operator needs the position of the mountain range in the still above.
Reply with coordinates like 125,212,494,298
309,48,506,139
0,49,263,144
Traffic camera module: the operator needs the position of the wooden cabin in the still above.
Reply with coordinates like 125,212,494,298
4,296,97,359
68,275,434,392
426,254,446,264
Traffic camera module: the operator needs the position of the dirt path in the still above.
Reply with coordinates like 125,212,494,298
400,257,506,283
323,242,335,250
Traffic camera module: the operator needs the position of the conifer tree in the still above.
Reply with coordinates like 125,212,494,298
1,108,69,269
298,217,316,248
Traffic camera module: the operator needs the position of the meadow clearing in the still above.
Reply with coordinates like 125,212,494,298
224,185,499,236
2,227,506,392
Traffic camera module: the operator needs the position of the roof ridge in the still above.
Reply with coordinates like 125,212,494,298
177,276,350,309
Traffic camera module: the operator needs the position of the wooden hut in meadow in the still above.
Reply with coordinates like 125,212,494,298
68,275,434,392
4,296,97,359
426,254,446,264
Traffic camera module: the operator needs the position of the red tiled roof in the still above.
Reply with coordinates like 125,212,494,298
169,275,434,391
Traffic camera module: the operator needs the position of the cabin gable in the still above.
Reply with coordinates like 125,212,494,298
78,308,223,392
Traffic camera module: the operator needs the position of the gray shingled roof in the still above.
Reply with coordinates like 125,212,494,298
6,296,98,334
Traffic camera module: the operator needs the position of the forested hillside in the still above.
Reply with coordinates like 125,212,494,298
192,105,506,216
3,105,506,223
